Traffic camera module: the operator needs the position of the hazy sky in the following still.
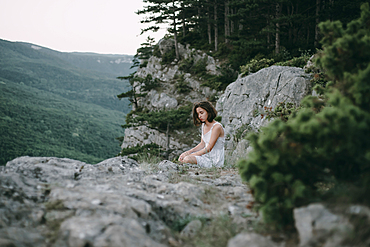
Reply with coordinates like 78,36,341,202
0,0,168,55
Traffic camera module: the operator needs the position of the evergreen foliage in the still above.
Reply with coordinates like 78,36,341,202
161,47,177,65
175,74,192,93
117,74,160,109
238,3,370,229
134,36,156,68
124,104,193,132
119,143,162,158
240,58,275,76
138,0,363,71
240,51,312,77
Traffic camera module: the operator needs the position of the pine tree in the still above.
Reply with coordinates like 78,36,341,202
238,3,370,229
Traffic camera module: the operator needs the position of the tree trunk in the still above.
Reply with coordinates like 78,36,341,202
275,2,282,54
165,122,170,160
293,2,299,45
267,17,270,48
214,0,218,51
207,0,212,44
230,8,234,34
225,0,230,43
307,24,310,45
172,0,180,60
197,0,201,32
182,2,186,38
288,4,293,45
315,0,320,47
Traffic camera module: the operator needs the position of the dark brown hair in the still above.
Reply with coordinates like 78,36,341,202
192,101,217,126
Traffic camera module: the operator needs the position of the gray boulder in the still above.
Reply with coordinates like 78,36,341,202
227,232,280,247
158,39,175,55
294,203,355,247
216,65,312,156
180,219,202,238
147,90,178,109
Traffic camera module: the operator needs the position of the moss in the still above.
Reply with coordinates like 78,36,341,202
45,200,65,211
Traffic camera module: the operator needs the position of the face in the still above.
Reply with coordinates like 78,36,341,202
196,107,208,123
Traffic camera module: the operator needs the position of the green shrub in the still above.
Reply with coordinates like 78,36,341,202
262,102,299,122
179,57,194,73
175,74,192,94
240,58,275,76
200,65,238,91
214,116,222,122
140,74,161,91
153,44,161,58
238,3,370,229
161,47,177,65
119,143,162,157
239,92,370,228
124,104,193,132
233,123,251,142
275,55,310,68
192,57,208,75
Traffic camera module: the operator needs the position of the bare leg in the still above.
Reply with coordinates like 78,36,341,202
182,155,197,164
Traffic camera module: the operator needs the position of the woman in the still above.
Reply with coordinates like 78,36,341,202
178,101,225,167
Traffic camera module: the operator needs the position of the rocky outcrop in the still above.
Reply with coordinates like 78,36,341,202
216,65,312,160
121,39,223,156
122,49,313,160
121,125,194,156
134,39,220,110
0,156,256,246
294,203,370,247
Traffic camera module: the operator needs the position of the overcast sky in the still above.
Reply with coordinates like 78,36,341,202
0,0,168,55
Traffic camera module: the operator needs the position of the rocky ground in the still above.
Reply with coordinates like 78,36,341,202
2,156,369,247
0,156,281,247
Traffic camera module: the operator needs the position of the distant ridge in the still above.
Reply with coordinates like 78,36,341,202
12,40,134,77
0,38,135,165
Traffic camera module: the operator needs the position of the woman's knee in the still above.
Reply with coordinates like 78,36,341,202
183,155,197,164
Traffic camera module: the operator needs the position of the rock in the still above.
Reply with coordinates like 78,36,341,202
227,232,280,247
94,223,167,247
148,90,178,109
216,65,312,153
180,219,202,238
120,39,223,153
229,139,250,164
121,125,190,160
294,203,354,247
0,227,46,247
0,156,257,246
0,238,16,247
158,39,175,55
347,205,370,219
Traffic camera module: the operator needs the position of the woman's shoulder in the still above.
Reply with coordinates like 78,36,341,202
213,121,224,129
212,122,224,133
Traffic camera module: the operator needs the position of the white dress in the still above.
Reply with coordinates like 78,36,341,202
195,122,225,168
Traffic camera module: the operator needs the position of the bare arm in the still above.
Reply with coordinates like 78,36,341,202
178,138,205,161
188,139,205,153
189,125,223,156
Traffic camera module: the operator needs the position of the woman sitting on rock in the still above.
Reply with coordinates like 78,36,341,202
178,101,225,167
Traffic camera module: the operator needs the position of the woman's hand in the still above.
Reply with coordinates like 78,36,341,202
178,151,189,162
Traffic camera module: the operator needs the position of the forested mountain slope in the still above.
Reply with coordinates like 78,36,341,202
0,39,133,112
0,39,133,165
